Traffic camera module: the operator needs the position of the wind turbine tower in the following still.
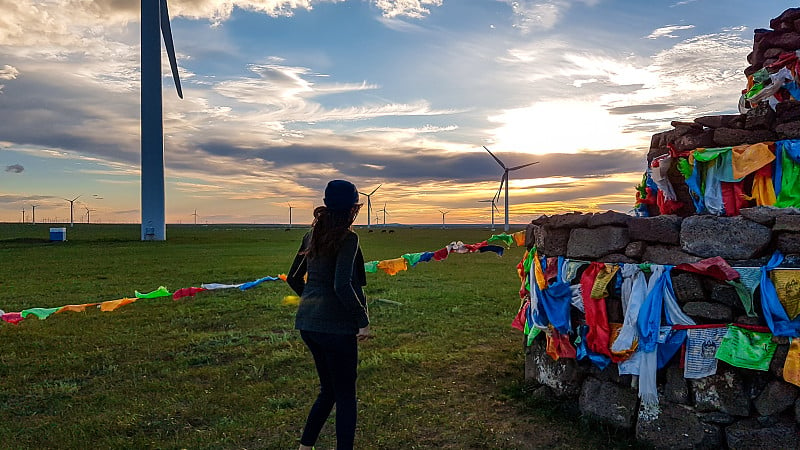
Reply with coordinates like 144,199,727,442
21,209,25,223
478,195,500,231
192,209,198,225
380,202,388,227
288,203,295,228
85,206,97,224
31,205,38,224
141,0,183,241
439,209,449,230
358,184,381,229
483,146,539,233
65,195,81,227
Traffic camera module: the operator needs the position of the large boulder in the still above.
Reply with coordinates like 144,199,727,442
725,419,800,450
525,337,584,397
586,210,631,228
531,224,570,256
681,216,772,260
754,381,799,416
672,272,706,303
635,403,723,449
683,302,734,322
578,377,638,429
641,244,701,265
628,215,682,245
566,226,629,259
690,370,751,416
713,128,776,146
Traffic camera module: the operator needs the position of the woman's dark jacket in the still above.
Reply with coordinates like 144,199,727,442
287,230,368,335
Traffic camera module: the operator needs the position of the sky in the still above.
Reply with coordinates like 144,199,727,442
0,0,796,226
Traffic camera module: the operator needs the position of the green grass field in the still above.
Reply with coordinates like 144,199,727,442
0,224,633,449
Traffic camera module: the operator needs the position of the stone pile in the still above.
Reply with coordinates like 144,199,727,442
522,210,800,449
644,7,800,217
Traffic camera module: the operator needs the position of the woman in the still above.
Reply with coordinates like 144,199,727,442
287,180,370,450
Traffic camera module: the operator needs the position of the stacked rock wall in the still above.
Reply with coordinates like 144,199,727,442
645,8,800,218
522,209,800,449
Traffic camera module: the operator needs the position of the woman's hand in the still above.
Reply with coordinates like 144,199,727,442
357,326,371,341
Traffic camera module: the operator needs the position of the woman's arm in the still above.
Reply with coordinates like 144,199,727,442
286,235,308,296
334,233,369,328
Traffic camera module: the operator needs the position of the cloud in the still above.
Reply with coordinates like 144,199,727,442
5,164,24,173
647,24,695,39
371,0,442,19
497,0,600,32
0,64,18,80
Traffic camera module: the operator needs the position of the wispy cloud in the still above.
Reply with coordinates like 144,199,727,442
5,164,24,173
647,24,695,39
496,0,600,32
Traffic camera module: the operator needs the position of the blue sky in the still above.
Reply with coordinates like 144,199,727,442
0,0,795,225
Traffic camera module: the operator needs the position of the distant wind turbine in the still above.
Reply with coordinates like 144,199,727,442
478,195,500,231
439,209,449,230
288,203,295,228
85,206,97,224
21,209,25,224
358,184,381,229
378,202,388,227
192,209,198,225
31,205,38,224
141,0,183,241
64,195,81,227
483,146,539,232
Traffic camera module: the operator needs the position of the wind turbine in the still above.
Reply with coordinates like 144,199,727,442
192,209,198,225
31,205,38,224
478,196,500,231
288,203,295,228
439,209,449,230
85,206,97,224
483,146,539,233
64,195,81,227
379,202,388,227
141,0,183,241
358,184,381,229
21,209,25,223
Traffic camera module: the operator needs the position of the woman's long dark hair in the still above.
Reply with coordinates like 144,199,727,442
304,204,362,258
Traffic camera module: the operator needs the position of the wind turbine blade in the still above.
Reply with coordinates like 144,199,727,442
508,161,540,171
494,174,506,203
160,0,183,99
483,146,506,169
369,184,382,196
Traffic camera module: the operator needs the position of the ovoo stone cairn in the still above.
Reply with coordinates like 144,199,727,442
521,9,800,450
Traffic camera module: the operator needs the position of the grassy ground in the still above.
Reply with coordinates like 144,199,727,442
0,224,635,449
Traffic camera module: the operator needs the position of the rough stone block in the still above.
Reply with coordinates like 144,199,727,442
586,210,632,228
567,226,629,259
625,241,646,260
600,253,636,264
770,344,789,378
739,206,789,226
525,337,584,397
754,380,799,416
641,245,701,265
691,370,751,416
628,215,682,244
547,212,590,229
776,121,800,139
683,302,734,322
713,128,777,146
665,366,689,404
681,216,772,260
725,419,800,450
532,225,570,257
694,114,743,129
578,377,638,429
774,215,800,232
776,100,800,124
696,411,736,425
744,102,776,130
672,272,706,303
674,129,716,151
524,222,536,248
636,403,723,450
706,281,744,309
777,233,800,256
